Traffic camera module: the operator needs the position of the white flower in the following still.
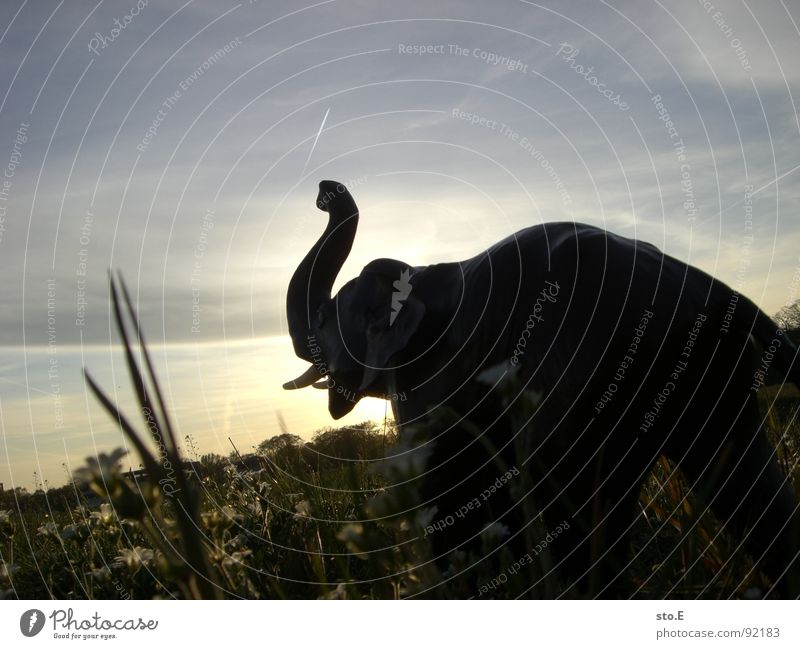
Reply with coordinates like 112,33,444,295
221,550,251,570
37,522,58,537
73,448,128,485
325,583,348,599
294,500,312,518
201,506,237,530
89,566,112,582
481,522,511,541
476,360,518,386
90,503,116,527
0,561,19,584
337,523,363,544
379,440,432,478
114,546,154,573
413,507,437,529
337,523,370,559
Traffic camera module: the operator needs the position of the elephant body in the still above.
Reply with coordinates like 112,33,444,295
284,181,800,596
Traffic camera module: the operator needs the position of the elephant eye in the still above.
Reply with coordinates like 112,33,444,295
317,311,326,327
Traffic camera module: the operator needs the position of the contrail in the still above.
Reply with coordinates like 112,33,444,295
719,161,800,216
302,107,330,176
751,161,800,197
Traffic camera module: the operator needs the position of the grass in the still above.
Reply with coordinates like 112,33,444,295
0,274,798,599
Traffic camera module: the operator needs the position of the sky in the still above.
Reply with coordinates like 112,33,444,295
1,0,798,490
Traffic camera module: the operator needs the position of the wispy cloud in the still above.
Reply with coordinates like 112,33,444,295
1,0,798,488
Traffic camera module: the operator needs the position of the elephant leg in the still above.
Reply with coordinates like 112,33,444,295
674,416,799,595
589,479,646,597
527,435,644,599
421,423,519,556
412,398,542,597
665,336,800,597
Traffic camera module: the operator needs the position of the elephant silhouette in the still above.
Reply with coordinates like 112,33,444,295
284,180,800,596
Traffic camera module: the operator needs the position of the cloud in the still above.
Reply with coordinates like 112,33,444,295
1,0,798,488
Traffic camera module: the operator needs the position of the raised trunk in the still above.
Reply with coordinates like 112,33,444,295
286,181,359,361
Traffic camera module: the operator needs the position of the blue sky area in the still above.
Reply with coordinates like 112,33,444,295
1,0,798,489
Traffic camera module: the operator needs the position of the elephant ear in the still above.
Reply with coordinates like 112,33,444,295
357,260,426,393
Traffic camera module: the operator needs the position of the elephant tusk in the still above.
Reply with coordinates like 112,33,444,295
282,365,323,390
311,380,328,389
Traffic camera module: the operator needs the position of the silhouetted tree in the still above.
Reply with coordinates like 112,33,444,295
303,421,396,470
775,299,800,333
257,433,303,455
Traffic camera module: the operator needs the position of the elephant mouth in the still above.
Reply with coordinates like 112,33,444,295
328,384,359,419
324,367,363,419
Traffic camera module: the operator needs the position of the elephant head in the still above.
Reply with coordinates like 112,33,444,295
284,181,426,419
